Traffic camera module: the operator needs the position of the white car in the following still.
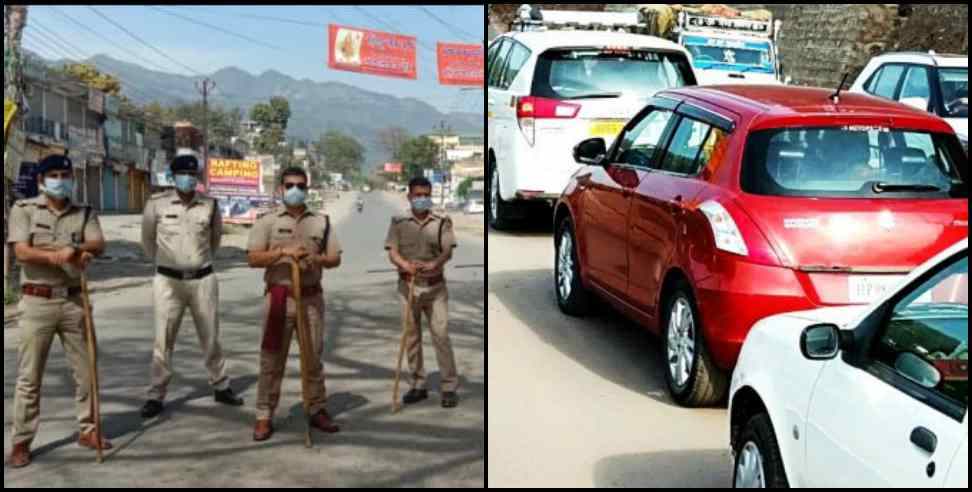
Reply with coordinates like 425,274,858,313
729,238,968,488
850,51,968,153
487,21,698,229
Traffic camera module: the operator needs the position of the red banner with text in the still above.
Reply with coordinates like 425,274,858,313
328,24,417,80
437,43,484,86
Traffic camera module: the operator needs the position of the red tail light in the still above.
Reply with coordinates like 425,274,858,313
515,96,581,146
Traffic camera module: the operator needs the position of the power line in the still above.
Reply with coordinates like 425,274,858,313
148,6,287,53
88,6,205,77
416,7,479,43
45,6,184,76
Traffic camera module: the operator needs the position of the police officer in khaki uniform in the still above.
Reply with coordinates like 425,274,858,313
5,155,112,469
385,176,460,408
247,167,341,441
140,155,243,419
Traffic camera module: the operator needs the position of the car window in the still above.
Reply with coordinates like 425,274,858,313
938,67,969,118
660,118,713,175
488,39,511,88
873,64,906,99
899,66,932,111
487,39,502,74
499,41,531,90
871,255,968,412
532,49,696,100
615,109,676,169
741,127,967,199
864,66,884,94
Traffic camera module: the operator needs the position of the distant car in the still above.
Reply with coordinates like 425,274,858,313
556,84,969,407
729,238,968,488
850,51,968,153
488,26,698,230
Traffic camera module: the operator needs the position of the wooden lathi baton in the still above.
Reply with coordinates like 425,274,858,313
392,275,417,414
284,257,314,448
79,272,104,464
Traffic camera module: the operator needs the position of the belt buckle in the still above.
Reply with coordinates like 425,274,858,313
52,287,68,298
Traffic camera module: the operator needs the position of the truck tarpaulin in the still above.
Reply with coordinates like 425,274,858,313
328,24,418,80
437,43,484,86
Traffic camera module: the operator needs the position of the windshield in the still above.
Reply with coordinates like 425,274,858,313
532,49,696,99
938,67,968,118
682,35,774,74
741,126,968,199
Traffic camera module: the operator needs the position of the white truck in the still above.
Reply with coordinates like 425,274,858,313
606,4,785,86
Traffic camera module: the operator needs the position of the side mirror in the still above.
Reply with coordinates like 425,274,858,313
895,352,942,389
573,138,607,166
899,97,930,112
800,324,848,360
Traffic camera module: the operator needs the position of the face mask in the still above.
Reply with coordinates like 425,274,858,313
42,178,74,200
283,186,307,206
411,197,433,212
174,174,198,193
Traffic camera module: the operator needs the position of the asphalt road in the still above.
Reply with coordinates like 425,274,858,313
3,191,485,487
486,217,731,488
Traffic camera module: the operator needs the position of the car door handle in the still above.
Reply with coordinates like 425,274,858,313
910,427,938,455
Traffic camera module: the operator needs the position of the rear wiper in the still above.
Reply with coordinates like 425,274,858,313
872,182,941,193
563,92,622,100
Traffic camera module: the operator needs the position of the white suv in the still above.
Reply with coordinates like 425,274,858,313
487,24,698,229
729,238,968,488
850,51,968,153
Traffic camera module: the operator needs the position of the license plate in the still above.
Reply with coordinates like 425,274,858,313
848,275,905,304
589,120,626,138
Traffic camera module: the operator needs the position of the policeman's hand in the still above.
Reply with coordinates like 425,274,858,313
415,261,434,273
50,246,77,266
282,246,309,260
401,262,418,276
72,251,95,270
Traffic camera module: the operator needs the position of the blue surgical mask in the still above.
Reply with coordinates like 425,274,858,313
42,178,74,200
411,197,433,212
174,174,198,193
283,186,307,206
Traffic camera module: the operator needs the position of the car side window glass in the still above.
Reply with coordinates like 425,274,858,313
899,66,932,110
660,118,713,175
871,256,968,412
500,42,531,90
864,66,884,94
873,64,906,100
615,109,675,169
488,39,511,88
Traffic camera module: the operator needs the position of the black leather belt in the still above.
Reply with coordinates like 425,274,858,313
157,265,213,281
22,284,82,299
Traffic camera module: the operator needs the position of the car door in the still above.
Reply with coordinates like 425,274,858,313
491,39,532,195
628,104,728,320
897,64,936,113
487,38,504,154
804,252,969,487
943,419,967,488
582,105,677,299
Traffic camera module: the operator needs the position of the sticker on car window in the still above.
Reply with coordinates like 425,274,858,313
842,125,890,133
784,218,821,230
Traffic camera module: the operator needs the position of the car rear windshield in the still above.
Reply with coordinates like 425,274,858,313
741,127,968,199
531,48,696,99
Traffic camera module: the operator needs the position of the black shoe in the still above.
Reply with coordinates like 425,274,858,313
142,400,164,419
215,388,244,406
441,392,459,408
402,389,429,405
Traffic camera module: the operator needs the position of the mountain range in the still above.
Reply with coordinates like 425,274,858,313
29,51,484,168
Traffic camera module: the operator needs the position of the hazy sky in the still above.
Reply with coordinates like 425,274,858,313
20,5,485,114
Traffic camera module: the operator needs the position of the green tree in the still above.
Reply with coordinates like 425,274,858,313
318,130,364,179
457,177,477,201
399,135,440,181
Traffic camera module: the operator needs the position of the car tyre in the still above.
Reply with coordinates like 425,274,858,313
554,218,591,316
733,413,790,488
489,161,516,231
662,281,729,407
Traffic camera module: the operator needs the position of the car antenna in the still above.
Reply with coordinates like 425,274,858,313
829,72,850,104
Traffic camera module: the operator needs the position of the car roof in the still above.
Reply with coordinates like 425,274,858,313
659,85,957,132
498,30,688,55
869,52,968,68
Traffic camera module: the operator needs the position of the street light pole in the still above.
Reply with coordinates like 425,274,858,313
195,78,215,189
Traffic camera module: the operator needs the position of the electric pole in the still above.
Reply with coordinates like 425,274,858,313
4,5,29,292
195,78,215,188
433,119,452,207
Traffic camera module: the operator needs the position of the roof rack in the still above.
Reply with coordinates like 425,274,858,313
510,5,645,33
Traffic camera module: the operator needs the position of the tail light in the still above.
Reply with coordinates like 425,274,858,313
515,96,581,146
699,200,749,257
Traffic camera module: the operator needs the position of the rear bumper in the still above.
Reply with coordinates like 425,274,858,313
695,260,819,371
499,134,585,202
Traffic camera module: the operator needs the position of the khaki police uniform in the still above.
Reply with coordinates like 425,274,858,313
384,211,459,393
141,189,229,401
247,206,342,420
6,195,103,446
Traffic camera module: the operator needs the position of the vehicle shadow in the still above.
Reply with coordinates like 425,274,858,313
489,268,679,407
593,450,731,488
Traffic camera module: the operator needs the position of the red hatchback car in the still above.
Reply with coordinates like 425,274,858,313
554,85,969,407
